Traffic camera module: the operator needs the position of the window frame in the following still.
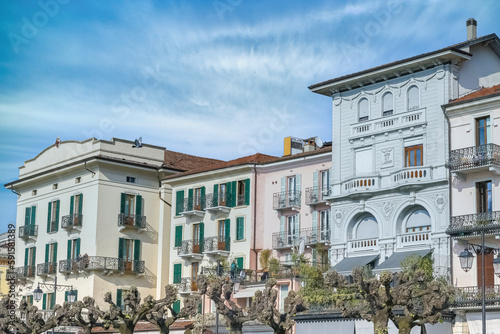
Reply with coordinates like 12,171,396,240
382,92,394,116
405,145,423,167
358,97,369,122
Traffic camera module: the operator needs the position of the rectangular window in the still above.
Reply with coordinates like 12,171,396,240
219,184,227,206
236,217,244,241
174,225,183,247
47,200,60,233
476,116,491,146
218,220,226,247
236,179,250,206
279,285,289,312
52,183,58,190
120,193,143,227
32,190,37,196
126,176,136,183
43,293,55,310
194,188,202,210
192,223,204,254
67,239,81,259
73,194,83,215
320,210,330,232
355,148,373,175
124,194,135,215
75,177,81,184
287,215,296,244
320,170,330,198
173,263,182,284
405,145,423,167
118,238,140,272
191,262,199,291
477,181,492,213
25,206,36,226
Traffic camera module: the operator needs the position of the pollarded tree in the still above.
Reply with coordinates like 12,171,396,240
61,296,104,334
197,274,258,334
252,278,307,334
144,285,200,334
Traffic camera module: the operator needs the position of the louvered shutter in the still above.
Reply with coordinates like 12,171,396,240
175,225,183,247
70,196,74,215
120,193,126,214
67,240,72,259
244,178,250,205
225,219,230,251
173,263,182,284
55,200,60,232
175,190,184,215
47,202,52,233
231,181,237,207
188,189,194,211
31,206,36,226
116,289,122,309
213,184,218,207
199,223,204,252
45,244,49,263
25,207,31,226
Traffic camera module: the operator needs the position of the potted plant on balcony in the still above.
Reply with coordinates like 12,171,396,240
259,249,272,280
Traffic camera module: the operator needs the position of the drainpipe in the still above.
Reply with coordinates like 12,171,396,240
442,103,453,284
252,164,258,277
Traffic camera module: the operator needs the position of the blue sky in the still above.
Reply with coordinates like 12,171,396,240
0,0,499,231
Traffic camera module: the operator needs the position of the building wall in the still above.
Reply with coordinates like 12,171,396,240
458,44,500,96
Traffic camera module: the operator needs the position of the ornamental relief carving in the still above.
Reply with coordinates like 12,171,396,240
424,193,448,214
333,209,344,227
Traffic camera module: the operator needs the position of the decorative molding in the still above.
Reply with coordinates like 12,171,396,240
378,201,396,221
425,193,448,214
333,209,344,227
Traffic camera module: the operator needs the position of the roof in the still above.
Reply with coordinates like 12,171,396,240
263,145,332,165
373,249,431,273
309,33,499,94
445,84,500,106
331,254,379,275
163,150,223,172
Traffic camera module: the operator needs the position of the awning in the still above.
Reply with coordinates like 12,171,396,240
332,254,379,275
374,249,431,273
233,286,265,298
466,311,500,334
296,320,354,334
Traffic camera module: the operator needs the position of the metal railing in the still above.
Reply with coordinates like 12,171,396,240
273,191,301,210
446,211,500,236
448,144,500,171
272,231,300,249
15,266,35,279
178,277,198,293
117,213,146,229
305,187,331,205
62,214,83,229
205,193,233,208
58,256,144,274
19,225,38,239
180,197,206,213
303,227,331,245
47,220,58,233
236,194,245,206
37,262,57,276
454,285,500,307
178,239,204,256
203,236,230,252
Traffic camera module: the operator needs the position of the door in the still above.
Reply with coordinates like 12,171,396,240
476,181,492,214
218,220,226,250
193,224,200,254
191,262,199,291
287,216,295,245
194,188,202,210
219,184,226,206
477,252,495,287
320,210,330,242
124,194,135,225
123,239,134,271
321,170,329,199
287,176,296,205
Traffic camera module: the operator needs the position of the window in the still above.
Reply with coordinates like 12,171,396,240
382,92,393,116
173,263,182,284
407,86,419,110
187,187,205,211
236,217,244,241
67,239,81,259
116,289,131,311
120,193,143,227
45,242,58,274
24,247,36,276
287,215,297,244
236,179,250,206
194,187,203,210
405,210,431,233
191,262,199,291
287,176,296,198
75,177,81,184
126,176,136,183
218,219,230,250
25,295,33,305
355,148,373,175
355,216,378,240
42,293,55,310
358,98,369,122
279,285,289,312
52,183,58,190
405,145,423,167
477,181,492,213
24,206,36,226
320,170,330,197
320,210,330,240
32,190,37,196
476,116,491,146
47,200,60,233
174,225,183,247
219,184,227,206
192,223,204,254
118,238,141,272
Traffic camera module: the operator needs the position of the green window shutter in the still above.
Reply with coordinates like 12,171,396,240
116,289,122,309
70,196,74,215
188,189,194,211
225,182,231,207
76,239,80,257
45,244,49,263
50,293,55,310
120,193,126,214
225,219,230,251
25,207,31,226
31,206,36,225
173,263,182,284
42,294,47,310
199,223,204,253
175,190,184,215
135,195,142,217
65,291,68,302
312,211,318,240
78,193,83,213
67,240,72,259
236,257,243,269
236,217,244,240
118,238,124,259
172,300,180,314
53,242,57,264
296,174,301,193
313,171,319,198
28,296,33,305
197,301,202,314
47,202,52,233
175,226,183,247
24,248,29,267
231,181,237,207
200,186,206,210
134,240,141,261
281,177,286,193
55,200,60,232
244,178,250,205
74,290,78,301
31,247,36,268
280,216,285,233
213,184,218,206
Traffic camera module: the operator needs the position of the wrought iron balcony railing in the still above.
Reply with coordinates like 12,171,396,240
62,214,83,229
305,187,331,206
448,143,500,172
177,277,198,293
15,266,35,279
303,227,331,245
58,256,144,274
179,196,207,213
454,285,500,307
117,213,146,229
203,236,230,252
446,211,500,236
272,231,300,249
236,194,245,206
273,191,301,210
205,193,233,209
178,239,204,256
37,262,57,276
19,225,38,239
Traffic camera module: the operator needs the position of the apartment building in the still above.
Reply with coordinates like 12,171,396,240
5,138,219,312
444,85,500,331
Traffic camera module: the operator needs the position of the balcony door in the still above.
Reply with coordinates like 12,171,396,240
477,252,495,288
218,220,226,250
287,215,296,245
287,176,296,205
320,170,329,199
219,184,227,206
191,262,199,291
194,188,202,210
123,239,134,271
476,181,492,213
476,116,491,146
320,210,330,242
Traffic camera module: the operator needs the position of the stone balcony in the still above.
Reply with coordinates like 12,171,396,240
348,238,379,252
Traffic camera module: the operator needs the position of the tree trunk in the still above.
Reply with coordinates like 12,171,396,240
229,322,243,334
158,322,170,334
393,316,413,334
372,310,390,334
119,324,135,334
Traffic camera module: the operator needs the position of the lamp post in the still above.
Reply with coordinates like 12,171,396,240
458,231,500,334
33,276,76,334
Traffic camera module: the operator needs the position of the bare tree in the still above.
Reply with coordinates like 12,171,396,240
252,278,307,334
61,296,104,334
197,274,257,334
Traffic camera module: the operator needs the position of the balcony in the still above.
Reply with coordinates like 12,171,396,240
59,256,145,276
179,198,205,218
37,262,57,276
205,193,232,213
62,214,83,230
303,227,331,246
350,108,426,139
448,144,500,177
398,230,431,247
19,225,38,240
177,240,204,260
341,176,380,198
454,285,500,308
273,191,301,211
14,266,35,280
305,187,331,206
203,236,230,257
117,213,146,231
272,231,300,250
177,277,198,295
390,166,432,189
348,238,379,252
446,211,500,237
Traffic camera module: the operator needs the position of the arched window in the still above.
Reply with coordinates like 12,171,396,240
405,209,430,233
358,98,369,122
407,86,419,110
382,92,393,116
356,216,378,239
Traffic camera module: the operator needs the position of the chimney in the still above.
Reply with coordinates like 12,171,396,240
466,18,477,40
